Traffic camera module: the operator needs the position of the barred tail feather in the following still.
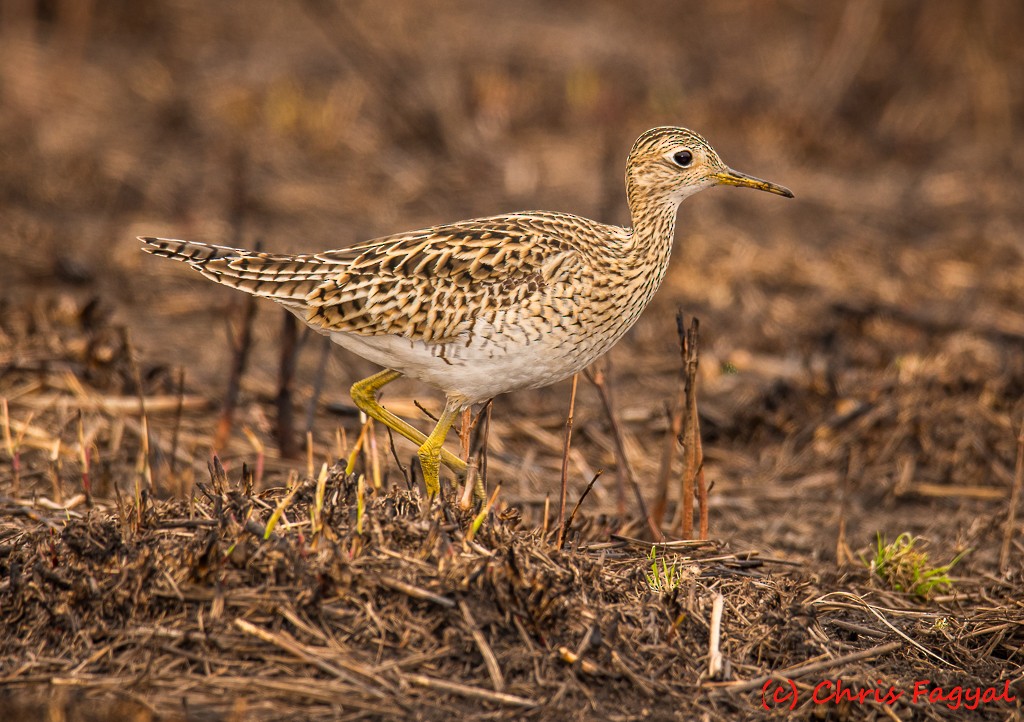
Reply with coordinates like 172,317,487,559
138,236,340,304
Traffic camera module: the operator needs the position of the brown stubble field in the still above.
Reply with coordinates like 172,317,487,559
1,1,1023,719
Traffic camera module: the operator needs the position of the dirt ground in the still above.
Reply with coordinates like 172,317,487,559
1,1,1023,719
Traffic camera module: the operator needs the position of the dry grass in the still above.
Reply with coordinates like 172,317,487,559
2,0,1024,718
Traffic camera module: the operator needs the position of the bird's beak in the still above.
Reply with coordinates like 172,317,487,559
713,168,794,198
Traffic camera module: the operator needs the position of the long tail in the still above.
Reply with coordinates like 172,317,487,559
139,236,341,306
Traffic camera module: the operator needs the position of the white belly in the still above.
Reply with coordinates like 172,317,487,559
329,315,614,406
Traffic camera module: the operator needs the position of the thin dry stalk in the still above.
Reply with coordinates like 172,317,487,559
653,403,681,528
233,618,386,694
654,310,693,526
275,310,300,459
345,419,371,476
310,461,328,541
587,364,626,516
460,407,472,461
76,412,91,505
560,471,603,548
673,316,704,539
462,401,491,505
366,419,381,488
241,427,265,489
836,449,856,566
555,373,578,548
169,367,185,478
586,366,664,541
405,674,537,709
124,330,152,522
458,460,477,509
460,600,505,691
306,429,315,479
305,336,331,436
214,293,257,452
999,425,1024,573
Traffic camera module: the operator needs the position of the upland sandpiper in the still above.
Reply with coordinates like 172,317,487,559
141,126,792,497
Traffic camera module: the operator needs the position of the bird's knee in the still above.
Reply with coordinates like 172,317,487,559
350,381,373,410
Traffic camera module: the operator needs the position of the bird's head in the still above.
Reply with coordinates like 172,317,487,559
625,126,793,209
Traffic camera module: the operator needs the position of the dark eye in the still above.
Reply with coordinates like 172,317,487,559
673,150,693,167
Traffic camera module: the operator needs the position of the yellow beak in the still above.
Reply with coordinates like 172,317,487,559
713,168,794,198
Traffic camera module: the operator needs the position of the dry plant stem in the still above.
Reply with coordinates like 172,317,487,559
3,398,20,496
707,592,724,679
999,425,1024,573
307,429,315,479
560,471,603,548
458,461,476,509
460,407,472,461
169,367,185,478
406,674,537,709
214,293,257,452
592,364,626,515
696,437,708,538
275,310,300,459
474,401,492,500
366,419,382,488
673,315,703,538
836,449,855,566
654,309,693,526
459,599,505,691
587,367,664,541
653,403,681,528
555,373,578,548
124,330,152,522
233,618,387,694
305,336,331,436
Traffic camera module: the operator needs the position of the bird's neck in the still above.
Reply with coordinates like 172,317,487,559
624,186,680,276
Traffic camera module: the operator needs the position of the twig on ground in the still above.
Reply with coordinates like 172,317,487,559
556,374,578,548
406,674,537,708
708,591,724,679
999,425,1024,574
460,599,505,691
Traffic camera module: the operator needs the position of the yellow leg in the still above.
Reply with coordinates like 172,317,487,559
350,370,467,476
417,400,461,498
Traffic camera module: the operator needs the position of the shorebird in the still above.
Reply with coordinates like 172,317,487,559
141,126,792,497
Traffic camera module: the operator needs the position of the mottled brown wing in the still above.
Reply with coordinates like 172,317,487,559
141,213,593,345
304,215,590,343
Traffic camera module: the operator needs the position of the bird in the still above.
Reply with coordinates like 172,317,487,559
140,126,792,498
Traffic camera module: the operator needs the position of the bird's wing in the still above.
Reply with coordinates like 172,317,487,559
140,213,597,344
307,214,594,343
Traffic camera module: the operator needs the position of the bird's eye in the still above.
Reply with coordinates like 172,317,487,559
672,150,693,167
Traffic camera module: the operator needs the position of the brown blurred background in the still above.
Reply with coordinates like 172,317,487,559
1,0,1022,554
